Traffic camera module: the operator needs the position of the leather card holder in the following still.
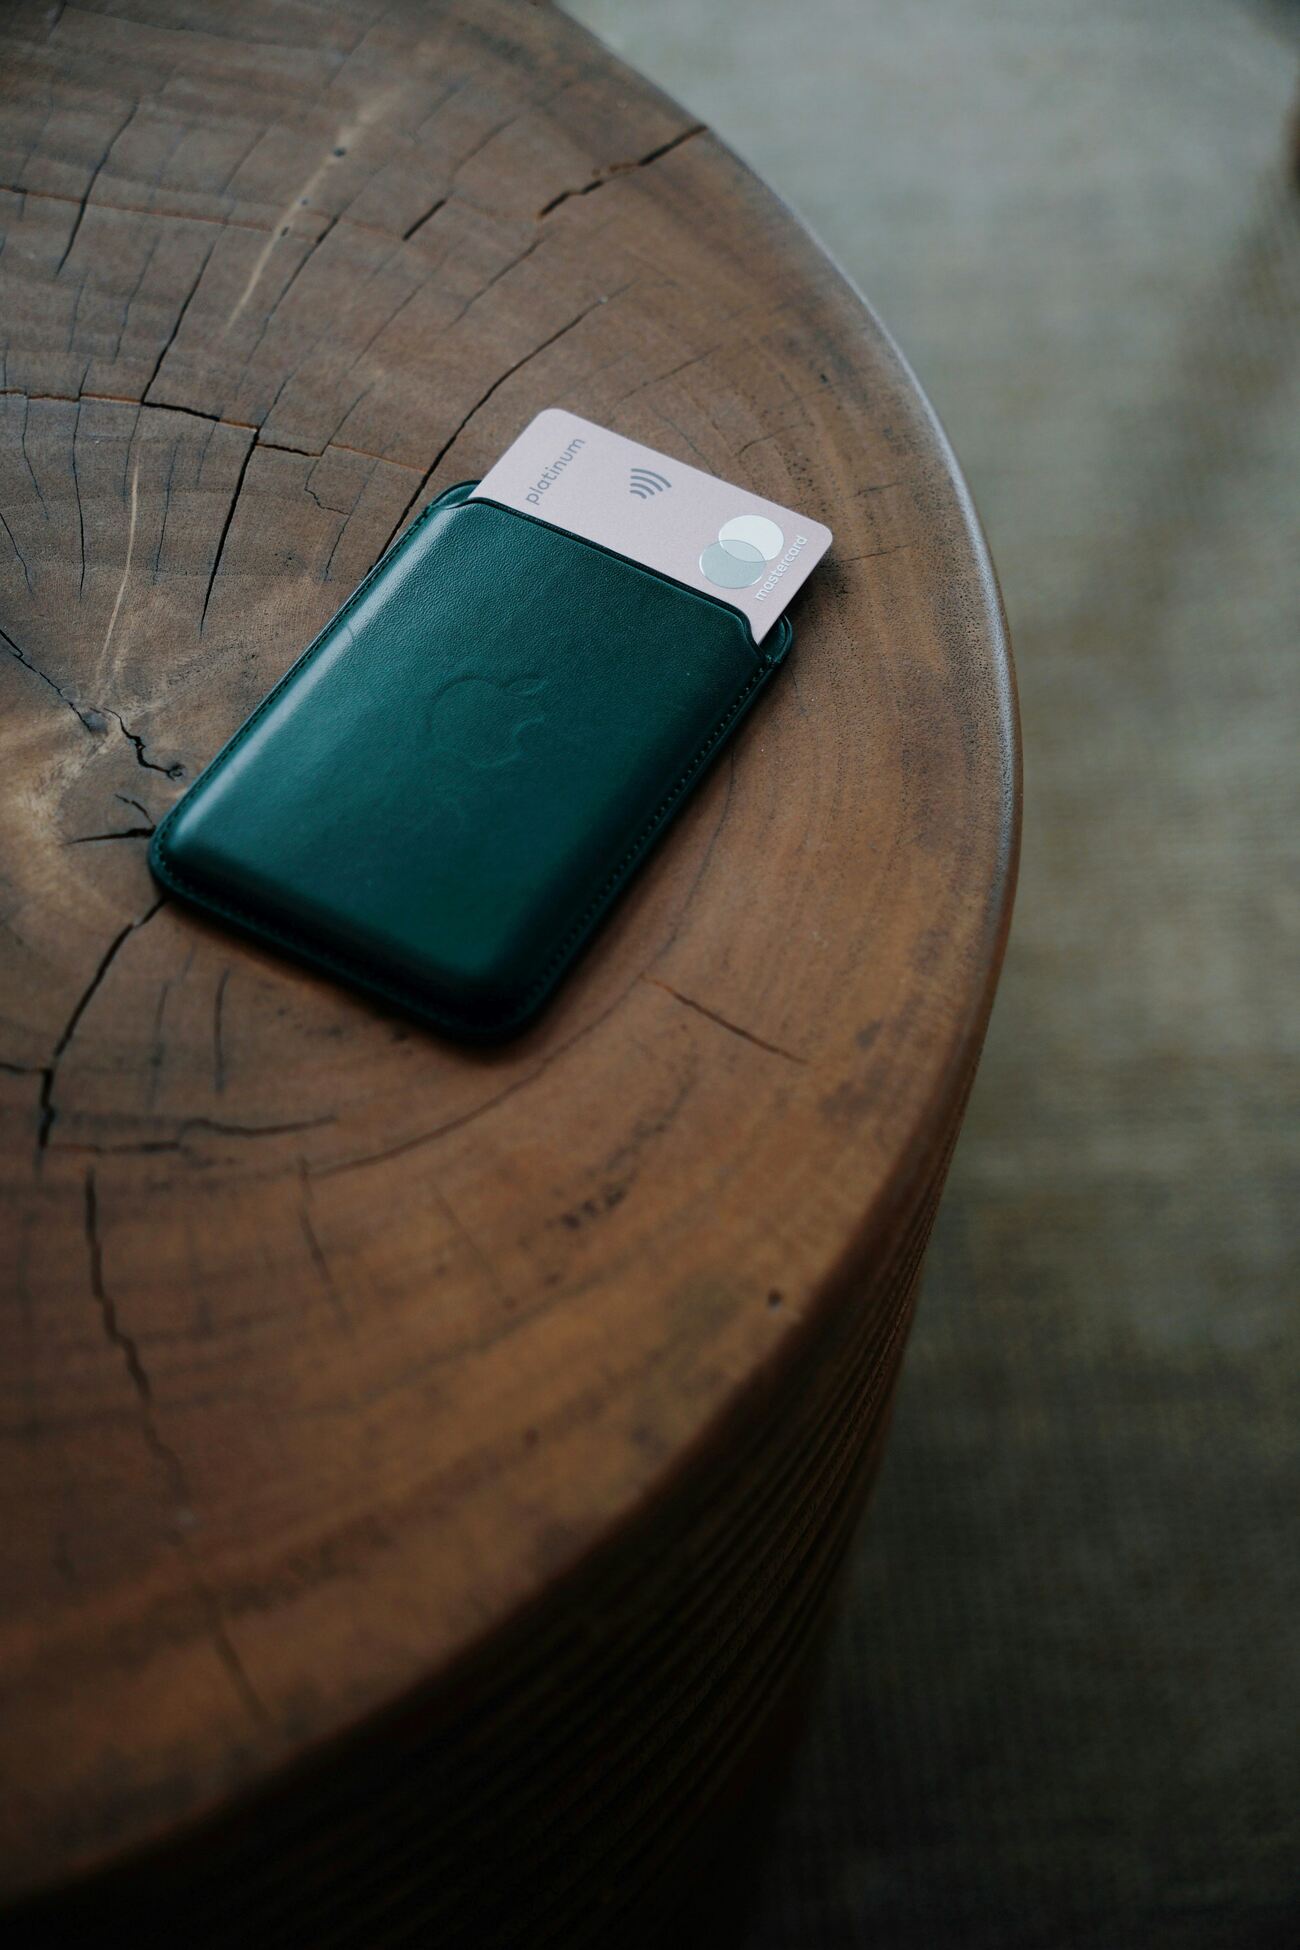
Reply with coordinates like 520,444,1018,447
150,481,792,1038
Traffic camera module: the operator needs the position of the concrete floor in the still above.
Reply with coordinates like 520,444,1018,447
563,4,1300,1944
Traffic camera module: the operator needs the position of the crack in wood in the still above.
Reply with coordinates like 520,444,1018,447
60,1112,338,1157
643,977,809,1065
109,229,160,364
109,710,184,778
2,623,101,730
401,193,447,242
1,177,447,246
37,900,164,1155
212,967,230,1095
427,232,545,345
184,1114,337,1139
73,397,86,594
297,1165,354,1335
378,279,633,554
141,236,217,404
429,1176,510,1310
84,1166,155,1405
199,431,257,632
20,396,51,522
834,541,915,564
4,388,423,475
536,125,705,218
4,626,183,775
0,503,32,591
55,102,138,275
64,826,153,844
82,1165,271,1730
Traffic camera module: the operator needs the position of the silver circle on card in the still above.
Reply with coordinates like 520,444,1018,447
700,538,766,588
719,514,785,561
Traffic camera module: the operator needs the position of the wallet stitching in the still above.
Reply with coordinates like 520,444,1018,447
153,651,770,1036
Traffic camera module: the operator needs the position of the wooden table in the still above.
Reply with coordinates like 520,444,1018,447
0,2,1019,1942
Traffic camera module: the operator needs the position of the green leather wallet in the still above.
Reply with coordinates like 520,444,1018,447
149,482,793,1038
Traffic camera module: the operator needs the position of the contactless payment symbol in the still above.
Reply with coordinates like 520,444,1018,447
629,467,671,499
700,514,786,590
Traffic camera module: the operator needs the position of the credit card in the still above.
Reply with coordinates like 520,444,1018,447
470,409,831,643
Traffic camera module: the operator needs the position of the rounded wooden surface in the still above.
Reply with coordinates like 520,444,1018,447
0,0,1018,1932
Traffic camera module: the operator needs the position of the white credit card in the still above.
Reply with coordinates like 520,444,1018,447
470,409,831,643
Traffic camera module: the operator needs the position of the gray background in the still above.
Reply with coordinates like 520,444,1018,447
562,4,1300,1945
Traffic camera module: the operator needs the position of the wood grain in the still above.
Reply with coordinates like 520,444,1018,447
0,1,1018,1939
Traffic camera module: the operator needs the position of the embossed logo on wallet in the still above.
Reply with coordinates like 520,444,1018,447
424,673,548,772
470,409,831,642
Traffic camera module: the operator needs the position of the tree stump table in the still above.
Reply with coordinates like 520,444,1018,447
0,2,1019,1942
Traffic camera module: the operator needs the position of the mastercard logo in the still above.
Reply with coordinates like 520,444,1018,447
699,514,786,590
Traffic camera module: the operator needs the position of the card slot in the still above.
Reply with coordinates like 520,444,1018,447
456,485,791,669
